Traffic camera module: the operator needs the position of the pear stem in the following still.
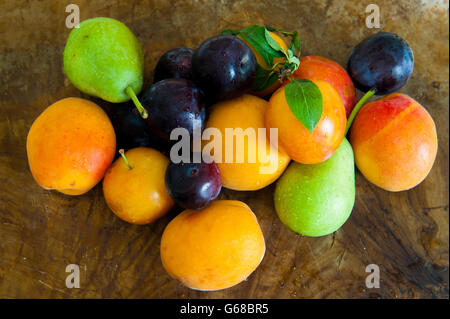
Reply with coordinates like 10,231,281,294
345,88,376,135
126,87,148,119
119,149,132,170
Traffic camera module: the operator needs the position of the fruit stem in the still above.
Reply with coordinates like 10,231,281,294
345,88,376,135
119,149,132,170
126,87,148,119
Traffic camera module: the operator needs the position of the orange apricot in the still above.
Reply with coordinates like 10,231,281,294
292,56,356,117
349,93,438,191
204,94,290,191
26,97,116,195
160,200,265,291
265,80,347,164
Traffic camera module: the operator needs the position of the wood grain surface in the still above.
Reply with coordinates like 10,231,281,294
0,0,448,299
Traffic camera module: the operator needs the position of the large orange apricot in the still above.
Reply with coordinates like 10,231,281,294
265,80,346,164
349,93,437,191
240,31,288,97
292,56,356,117
27,97,116,195
204,94,290,191
160,200,265,291
102,147,174,224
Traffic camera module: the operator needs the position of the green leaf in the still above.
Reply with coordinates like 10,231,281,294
252,64,279,92
264,29,285,54
265,26,300,54
285,79,323,133
292,31,301,52
289,54,300,68
238,25,283,67
220,25,301,81
221,29,240,35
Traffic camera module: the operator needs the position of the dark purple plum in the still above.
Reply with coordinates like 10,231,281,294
153,47,194,83
165,155,222,209
141,78,206,141
107,102,169,154
192,35,257,101
347,32,414,95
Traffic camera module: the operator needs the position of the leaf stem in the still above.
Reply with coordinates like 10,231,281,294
345,88,376,135
126,87,148,119
119,149,132,170
271,62,283,70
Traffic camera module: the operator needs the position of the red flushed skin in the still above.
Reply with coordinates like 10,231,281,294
291,56,357,117
349,93,438,191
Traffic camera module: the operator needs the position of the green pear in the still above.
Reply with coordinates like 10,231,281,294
274,138,355,237
64,17,147,117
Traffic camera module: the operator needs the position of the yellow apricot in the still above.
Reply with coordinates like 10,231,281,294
204,94,290,191
160,200,265,291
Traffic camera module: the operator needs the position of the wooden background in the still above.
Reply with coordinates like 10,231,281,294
0,0,448,298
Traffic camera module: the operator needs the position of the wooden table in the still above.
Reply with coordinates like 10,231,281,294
0,0,448,298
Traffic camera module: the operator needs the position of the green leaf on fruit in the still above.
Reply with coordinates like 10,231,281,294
264,29,285,53
238,25,284,66
220,25,302,92
266,26,301,54
285,79,323,133
252,64,279,92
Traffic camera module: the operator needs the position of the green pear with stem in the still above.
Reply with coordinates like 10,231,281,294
64,17,147,118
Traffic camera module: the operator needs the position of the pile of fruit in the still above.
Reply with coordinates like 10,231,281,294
26,17,438,291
